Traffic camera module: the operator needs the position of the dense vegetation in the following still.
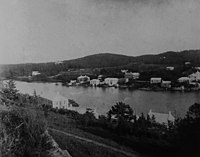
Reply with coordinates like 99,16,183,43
0,80,68,157
49,102,200,157
1,50,200,80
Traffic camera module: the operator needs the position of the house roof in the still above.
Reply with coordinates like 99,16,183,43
148,109,175,124
151,78,162,80
178,77,190,80
105,78,118,80
162,81,171,84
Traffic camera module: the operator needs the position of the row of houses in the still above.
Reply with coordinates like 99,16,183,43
150,71,200,88
150,78,172,88
68,71,140,87
178,71,200,83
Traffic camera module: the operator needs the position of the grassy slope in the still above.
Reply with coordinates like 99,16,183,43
45,111,141,157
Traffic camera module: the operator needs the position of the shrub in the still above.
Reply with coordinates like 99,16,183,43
0,106,48,157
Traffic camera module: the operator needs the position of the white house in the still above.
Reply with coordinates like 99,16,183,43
188,71,200,82
161,81,171,88
68,80,76,86
185,62,191,65
125,72,140,80
55,61,63,64
166,67,174,71
195,67,200,71
52,93,73,110
104,78,119,86
178,77,190,83
121,70,128,73
148,109,175,125
150,78,162,84
77,75,90,83
32,71,41,76
90,79,100,86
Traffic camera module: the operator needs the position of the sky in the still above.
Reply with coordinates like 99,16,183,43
0,0,200,64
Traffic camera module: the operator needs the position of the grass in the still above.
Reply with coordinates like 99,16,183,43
49,130,132,157
45,111,138,155
43,112,141,157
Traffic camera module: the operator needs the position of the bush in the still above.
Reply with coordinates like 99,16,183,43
0,106,48,157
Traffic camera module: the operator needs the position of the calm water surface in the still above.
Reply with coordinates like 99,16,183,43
15,81,200,117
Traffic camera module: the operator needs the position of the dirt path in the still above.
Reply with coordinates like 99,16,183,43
49,128,140,157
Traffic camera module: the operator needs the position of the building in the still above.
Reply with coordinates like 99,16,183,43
148,109,175,125
185,62,191,65
52,93,71,110
68,80,76,86
104,78,119,86
55,61,63,64
98,75,105,81
166,67,174,71
118,78,129,85
195,67,200,71
77,75,90,83
188,71,200,82
161,81,171,88
178,77,190,83
32,71,41,76
90,79,100,86
125,72,140,80
150,78,162,84
121,70,128,73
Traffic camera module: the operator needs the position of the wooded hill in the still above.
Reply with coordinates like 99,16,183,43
1,49,200,78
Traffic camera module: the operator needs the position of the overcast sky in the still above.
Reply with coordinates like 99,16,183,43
0,0,200,64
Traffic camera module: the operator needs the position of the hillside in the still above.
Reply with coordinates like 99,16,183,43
1,49,200,78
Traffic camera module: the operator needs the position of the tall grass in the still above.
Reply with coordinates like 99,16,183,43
0,106,48,157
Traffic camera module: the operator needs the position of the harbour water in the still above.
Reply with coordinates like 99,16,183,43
15,81,200,118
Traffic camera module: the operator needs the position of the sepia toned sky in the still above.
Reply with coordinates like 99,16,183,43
0,0,200,64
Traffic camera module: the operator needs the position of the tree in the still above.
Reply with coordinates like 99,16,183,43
2,80,18,102
176,103,200,155
187,103,200,119
107,102,134,134
107,102,134,122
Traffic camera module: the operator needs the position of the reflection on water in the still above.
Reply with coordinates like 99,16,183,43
15,81,200,117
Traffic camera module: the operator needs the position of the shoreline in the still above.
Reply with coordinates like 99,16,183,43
11,79,200,93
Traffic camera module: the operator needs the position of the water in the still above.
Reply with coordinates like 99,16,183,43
15,81,200,118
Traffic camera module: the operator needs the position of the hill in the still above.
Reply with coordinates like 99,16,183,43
1,49,200,78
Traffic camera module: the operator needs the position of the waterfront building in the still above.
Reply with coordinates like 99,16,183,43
150,78,162,84
148,109,175,125
98,75,105,81
90,79,100,86
52,93,71,110
178,77,190,83
104,78,119,86
77,75,90,83
188,71,200,82
161,81,171,88
118,78,129,85
195,67,200,71
68,80,76,86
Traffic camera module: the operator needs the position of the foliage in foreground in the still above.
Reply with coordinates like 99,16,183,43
0,106,48,157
